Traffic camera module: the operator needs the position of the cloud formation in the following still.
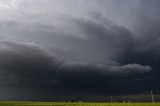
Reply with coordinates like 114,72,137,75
0,0,160,101
0,40,151,86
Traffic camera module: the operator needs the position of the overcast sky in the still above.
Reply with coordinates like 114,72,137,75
0,0,160,101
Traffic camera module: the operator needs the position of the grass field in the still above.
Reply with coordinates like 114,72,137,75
0,101,160,106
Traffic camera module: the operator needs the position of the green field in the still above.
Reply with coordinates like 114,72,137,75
0,102,160,106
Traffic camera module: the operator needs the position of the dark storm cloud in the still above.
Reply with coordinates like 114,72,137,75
0,16,134,62
117,1,160,92
0,40,57,86
0,40,151,89
0,0,160,100
0,12,156,97
69,16,134,61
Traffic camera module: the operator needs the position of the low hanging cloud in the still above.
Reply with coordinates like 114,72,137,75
110,64,151,75
0,11,158,97
0,0,160,101
0,40,151,88
0,40,57,86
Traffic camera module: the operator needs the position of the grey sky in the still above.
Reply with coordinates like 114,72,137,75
0,0,160,101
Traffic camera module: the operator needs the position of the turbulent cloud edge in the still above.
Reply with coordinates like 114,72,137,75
0,40,152,86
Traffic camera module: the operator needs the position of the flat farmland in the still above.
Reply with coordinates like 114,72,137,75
0,102,160,106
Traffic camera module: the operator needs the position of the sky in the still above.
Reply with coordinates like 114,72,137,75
0,0,160,101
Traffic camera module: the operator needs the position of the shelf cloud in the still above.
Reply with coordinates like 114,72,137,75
0,0,160,100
